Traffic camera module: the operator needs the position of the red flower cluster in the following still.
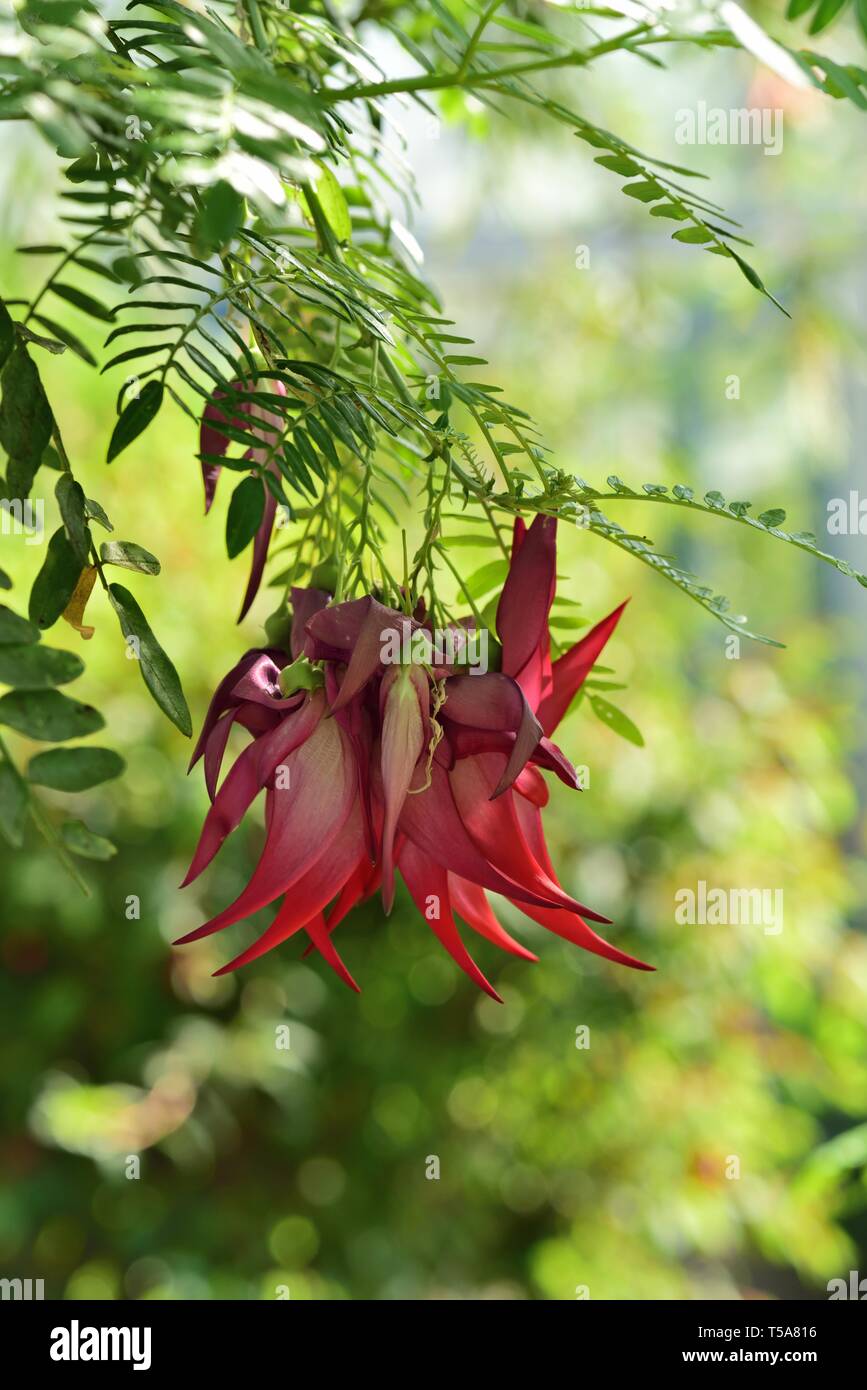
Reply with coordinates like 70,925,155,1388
178,516,652,996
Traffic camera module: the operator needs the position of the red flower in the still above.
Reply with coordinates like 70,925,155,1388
178,519,652,995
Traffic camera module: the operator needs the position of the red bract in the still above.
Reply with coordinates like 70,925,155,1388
200,378,287,621
178,518,652,995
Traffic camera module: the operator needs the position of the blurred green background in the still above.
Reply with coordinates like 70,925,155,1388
2,16,867,1300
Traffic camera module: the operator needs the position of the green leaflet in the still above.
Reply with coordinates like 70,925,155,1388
0,757,28,847
28,746,126,792
314,166,352,244
29,528,82,631
0,689,104,742
226,476,266,558
0,343,53,497
61,819,117,860
99,540,161,575
192,180,246,256
56,474,91,564
0,643,84,690
589,695,644,747
0,606,40,645
107,381,164,463
107,584,192,737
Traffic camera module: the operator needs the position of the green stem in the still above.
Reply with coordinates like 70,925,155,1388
579,488,861,574
320,24,650,104
435,543,484,627
0,734,90,894
28,795,91,895
243,0,269,53
458,0,503,79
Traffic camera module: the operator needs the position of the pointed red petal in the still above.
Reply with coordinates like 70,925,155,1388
448,874,538,962
181,693,325,886
510,788,611,925
188,648,267,771
508,896,653,971
399,843,502,1001
214,801,366,978
513,764,549,808
450,754,607,921
238,486,276,623
496,514,557,678
396,760,564,912
203,709,238,801
537,600,629,737
176,715,354,941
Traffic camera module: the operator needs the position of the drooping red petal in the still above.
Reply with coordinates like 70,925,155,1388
533,736,581,790
200,392,232,512
510,786,612,926
200,379,287,609
213,800,366,982
188,648,268,771
398,841,502,1001
306,597,413,711
238,485,277,623
496,514,557,679
302,913,360,993
199,379,273,513
326,664,378,862
508,895,652,972
442,672,541,796
203,709,238,801
181,692,325,886
397,760,566,912
513,764,549,807
300,855,382,960
537,600,628,737
450,754,607,921
176,714,354,941
290,587,331,659
448,873,538,962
